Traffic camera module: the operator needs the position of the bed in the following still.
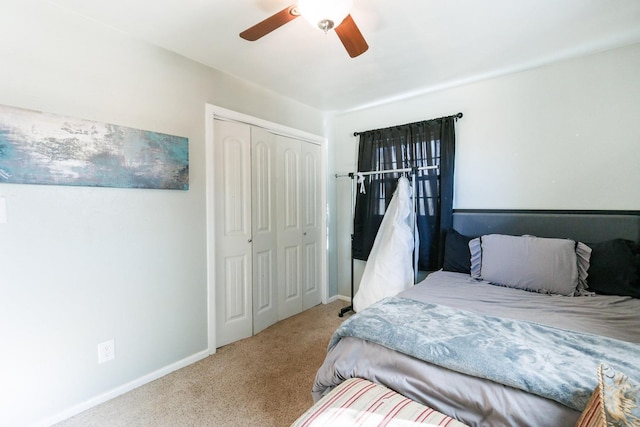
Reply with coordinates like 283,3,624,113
313,211,640,427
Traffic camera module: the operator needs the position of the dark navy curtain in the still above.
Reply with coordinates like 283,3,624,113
352,117,457,271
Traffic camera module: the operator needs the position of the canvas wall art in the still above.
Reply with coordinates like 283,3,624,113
0,104,189,190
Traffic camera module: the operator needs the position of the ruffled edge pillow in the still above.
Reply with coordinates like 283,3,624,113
469,234,591,296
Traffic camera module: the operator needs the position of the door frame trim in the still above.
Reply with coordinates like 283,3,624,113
205,104,328,354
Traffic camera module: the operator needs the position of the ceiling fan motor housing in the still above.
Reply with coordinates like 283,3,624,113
297,0,353,31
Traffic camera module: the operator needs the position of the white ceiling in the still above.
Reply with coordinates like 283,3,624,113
48,0,640,113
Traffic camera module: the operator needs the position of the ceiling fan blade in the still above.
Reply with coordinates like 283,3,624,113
334,14,369,58
240,5,300,41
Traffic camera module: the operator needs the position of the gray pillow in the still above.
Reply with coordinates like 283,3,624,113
469,234,591,296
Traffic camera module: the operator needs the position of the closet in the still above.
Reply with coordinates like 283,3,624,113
213,119,322,347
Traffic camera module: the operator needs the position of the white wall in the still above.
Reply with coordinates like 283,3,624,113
326,43,640,298
0,1,324,426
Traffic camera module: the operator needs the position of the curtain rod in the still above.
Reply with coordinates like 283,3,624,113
335,165,438,179
353,112,463,137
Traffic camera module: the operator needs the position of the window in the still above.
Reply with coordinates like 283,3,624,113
352,116,457,271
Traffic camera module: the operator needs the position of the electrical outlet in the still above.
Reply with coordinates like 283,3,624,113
97,339,115,364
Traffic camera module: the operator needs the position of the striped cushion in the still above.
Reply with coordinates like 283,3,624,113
291,378,468,426
575,364,640,427
575,381,606,427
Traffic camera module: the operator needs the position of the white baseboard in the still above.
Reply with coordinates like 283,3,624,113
331,294,351,303
36,350,209,427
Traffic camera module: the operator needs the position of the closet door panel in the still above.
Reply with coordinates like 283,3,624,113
224,255,250,319
283,149,300,229
214,120,253,347
277,135,303,320
251,127,278,334
302,142,322,309
284,245,301,300
254,251,273,313
303,240,319,306
223,142,247,235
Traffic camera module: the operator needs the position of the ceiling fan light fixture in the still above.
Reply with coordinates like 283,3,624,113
297,0,353,32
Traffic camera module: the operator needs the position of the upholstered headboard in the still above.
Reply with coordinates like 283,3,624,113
452,210,640,243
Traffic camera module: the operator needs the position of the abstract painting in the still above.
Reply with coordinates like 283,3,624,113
0,104,189,190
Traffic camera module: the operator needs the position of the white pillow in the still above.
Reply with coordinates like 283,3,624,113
469,234,591,296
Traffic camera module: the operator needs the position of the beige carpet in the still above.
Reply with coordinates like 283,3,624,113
56,300,350,427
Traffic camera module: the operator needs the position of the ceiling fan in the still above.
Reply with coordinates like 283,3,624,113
239,0,368,58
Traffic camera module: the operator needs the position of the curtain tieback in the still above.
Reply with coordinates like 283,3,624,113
356,173,366,194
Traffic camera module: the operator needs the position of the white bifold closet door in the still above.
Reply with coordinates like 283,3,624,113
214,120,253,347
251,127,279,334
276,136,322,320
301,140,322,310
214,120,321,348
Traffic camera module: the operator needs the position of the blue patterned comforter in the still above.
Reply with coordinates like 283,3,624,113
328,296,640,411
